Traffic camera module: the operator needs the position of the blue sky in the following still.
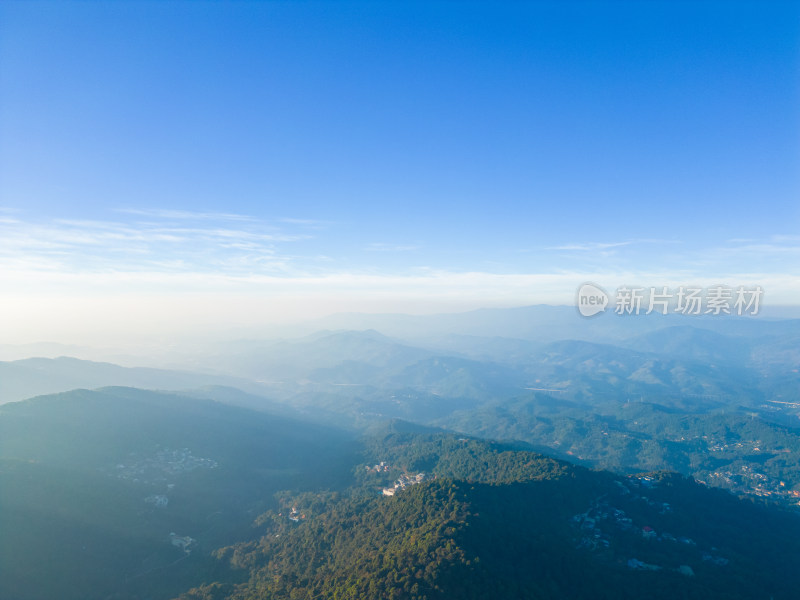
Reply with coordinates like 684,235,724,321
1,1,798,343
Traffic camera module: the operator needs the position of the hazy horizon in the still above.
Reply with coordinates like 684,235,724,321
2,1,798,346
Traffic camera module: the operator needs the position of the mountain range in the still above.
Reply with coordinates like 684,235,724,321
3,305,800,599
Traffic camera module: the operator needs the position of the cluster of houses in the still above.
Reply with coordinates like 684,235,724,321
702,551,730,566
145,494,169,508
571,483,729,573
169,533,195,554
669,430,800,509
382,472,426,496
626,558,661,571
704,465,800,507
367,461,391,473
626,477,673,514
573,499,693,547
627,559,695,577
288,506,306,522
112,447,217,484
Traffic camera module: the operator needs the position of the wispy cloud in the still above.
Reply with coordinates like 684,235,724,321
771,234,800,244
0,210,316,276
2,209,799,346
364,242,421,252
730,243,800,255
706,235,800,261
546,241,632,252
545,239,682,252
116,208,256,222
278,217,332,228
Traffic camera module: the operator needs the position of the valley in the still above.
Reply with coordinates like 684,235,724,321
2,308,800,599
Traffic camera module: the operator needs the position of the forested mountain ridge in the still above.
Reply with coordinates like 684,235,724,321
177,428,800,600
0,388,358,600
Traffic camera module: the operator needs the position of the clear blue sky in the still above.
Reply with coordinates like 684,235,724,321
0,1,798,342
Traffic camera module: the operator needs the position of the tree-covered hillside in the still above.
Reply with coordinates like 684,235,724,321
0,388,358,600
178,428,800,600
